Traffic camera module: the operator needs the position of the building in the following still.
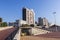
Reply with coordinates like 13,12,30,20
16,20,20,27
38,17,49,28
22,7,35,25
9,22,15,26
38,17,43,26
9,20,27,27
35,21,38,26
43,18,49,28
9,22,19,27
16,20,27,27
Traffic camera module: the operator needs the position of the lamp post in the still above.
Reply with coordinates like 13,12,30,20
53,12,57,32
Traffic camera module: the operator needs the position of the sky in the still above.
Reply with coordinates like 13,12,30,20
0,0,60,25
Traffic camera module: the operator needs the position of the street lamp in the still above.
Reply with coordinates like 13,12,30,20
53,12,57,32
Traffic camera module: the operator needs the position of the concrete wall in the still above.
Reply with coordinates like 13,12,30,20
13,29,21,40
0,26,13,31
31,28,50,35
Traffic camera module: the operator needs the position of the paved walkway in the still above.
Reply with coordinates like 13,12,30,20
20,36,60,40
21,32,60,40
36,32,60,38
0,27,15,40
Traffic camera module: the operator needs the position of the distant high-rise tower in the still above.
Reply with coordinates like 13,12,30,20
22,7,35,25
43,18,49,28
38,17,49,28
38,17,43,26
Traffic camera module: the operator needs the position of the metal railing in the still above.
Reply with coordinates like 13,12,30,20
5,27,19,40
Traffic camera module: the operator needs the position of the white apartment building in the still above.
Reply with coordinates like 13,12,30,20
22,7,35,25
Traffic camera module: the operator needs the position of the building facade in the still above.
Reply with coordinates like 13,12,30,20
9,22,14,26
38,17,43,26
43,18,49,28
16,20,27,26
38,17,49,28
22,7,35,25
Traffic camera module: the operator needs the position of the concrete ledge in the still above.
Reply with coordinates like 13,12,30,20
0,26,13,31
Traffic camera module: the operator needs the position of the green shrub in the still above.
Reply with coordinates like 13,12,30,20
0,22,7,27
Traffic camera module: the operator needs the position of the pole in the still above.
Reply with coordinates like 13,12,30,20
53,12,57,32
53,12,56,24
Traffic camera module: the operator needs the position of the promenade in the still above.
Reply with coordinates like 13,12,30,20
0,27,18,40
21,32,60,40
20,36,60,40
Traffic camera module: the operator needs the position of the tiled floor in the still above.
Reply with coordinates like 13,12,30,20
20,36,60,40
0,27,15,40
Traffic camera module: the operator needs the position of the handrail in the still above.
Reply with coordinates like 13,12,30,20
5,27,19,40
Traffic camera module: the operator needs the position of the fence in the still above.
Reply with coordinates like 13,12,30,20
5,27,19,40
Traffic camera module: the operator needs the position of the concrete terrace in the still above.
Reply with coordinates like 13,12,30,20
20,27,51,35
20,27,60,40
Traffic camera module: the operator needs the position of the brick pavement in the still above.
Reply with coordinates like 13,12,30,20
20,36,60,40
36,32,60,38
0,27,15,40
21,32,60,40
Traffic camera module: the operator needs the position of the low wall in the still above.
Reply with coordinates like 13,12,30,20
31,28,51,35
13,29,21,40
0,26,13,31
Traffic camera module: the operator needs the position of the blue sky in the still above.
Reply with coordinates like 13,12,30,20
0,0,60,25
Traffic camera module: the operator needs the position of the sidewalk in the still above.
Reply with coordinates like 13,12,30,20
0,27,15,40
20,36,60,40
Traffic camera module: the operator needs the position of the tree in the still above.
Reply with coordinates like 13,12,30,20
30,24,34,27
22,24,30,27
2,22,7,27
0,22,7,27
0,18,2,22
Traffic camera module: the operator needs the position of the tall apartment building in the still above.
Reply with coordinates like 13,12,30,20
38,17,49,28
22,7,35,25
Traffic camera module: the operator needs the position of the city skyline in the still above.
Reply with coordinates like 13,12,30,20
0,0,60,25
